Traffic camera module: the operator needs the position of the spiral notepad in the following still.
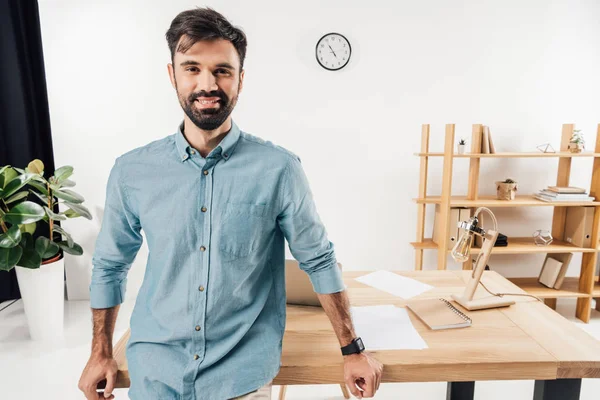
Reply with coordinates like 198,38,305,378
406,298,472,330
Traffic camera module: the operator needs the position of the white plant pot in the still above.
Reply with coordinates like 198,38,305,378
457,144,466,154
15,257,65,342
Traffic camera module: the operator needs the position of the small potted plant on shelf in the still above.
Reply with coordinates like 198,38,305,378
568,130,585,153
496,178,518,201
457,138,467,154
0,159,91,342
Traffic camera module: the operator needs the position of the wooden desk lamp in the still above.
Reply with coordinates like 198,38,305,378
450,207,515,311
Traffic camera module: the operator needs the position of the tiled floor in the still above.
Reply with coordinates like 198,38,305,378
2,296,600,399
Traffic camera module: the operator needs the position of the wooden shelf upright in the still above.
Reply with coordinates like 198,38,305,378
411,123,600,323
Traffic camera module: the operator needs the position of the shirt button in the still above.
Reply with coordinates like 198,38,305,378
194,354,199,360
190,149,196,155
201,206,207,212
195,325,201,331
200,246,206,252
203,170,209,176
199,285,205,292
224,153,228,157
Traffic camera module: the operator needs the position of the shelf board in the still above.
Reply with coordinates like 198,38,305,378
413,195,600,207
508,277,588,298
410,239,438,250
411,237,595,254
469,237,596,254
414,152,600,158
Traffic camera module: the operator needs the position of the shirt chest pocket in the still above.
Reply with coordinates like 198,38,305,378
218,202,269,262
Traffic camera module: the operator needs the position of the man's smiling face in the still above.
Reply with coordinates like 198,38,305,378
168,37,244,131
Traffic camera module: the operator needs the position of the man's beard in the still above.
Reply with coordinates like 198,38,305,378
178,86,238,131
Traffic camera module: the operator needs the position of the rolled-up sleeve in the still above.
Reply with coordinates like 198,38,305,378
277,156,345,294
89,157,143,309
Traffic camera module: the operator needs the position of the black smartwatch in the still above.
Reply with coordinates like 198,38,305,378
341,337,365,356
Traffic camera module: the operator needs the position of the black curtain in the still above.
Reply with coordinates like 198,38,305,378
0,0,58,302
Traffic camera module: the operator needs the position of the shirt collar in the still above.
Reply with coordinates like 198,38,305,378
175,119,241,162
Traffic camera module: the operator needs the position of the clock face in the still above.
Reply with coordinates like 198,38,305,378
316,33,351,71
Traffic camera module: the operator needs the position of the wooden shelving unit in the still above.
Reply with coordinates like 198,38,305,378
411,123,600,323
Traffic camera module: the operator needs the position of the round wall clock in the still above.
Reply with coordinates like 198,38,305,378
316,32,351,71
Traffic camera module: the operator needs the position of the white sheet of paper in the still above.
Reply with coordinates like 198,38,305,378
350,305,428,350
354,270,434,299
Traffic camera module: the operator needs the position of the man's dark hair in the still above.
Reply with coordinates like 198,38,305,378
165,7,247,71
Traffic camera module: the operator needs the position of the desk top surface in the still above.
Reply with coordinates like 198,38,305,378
110,270,600,387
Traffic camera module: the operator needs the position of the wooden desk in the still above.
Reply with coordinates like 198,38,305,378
107,271,600,400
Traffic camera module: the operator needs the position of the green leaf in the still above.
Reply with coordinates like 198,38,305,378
20,232,33,247
5,191,28,204
53,188,84,204
0,225,22,248
3,201,46,225
13,167,25,174
2,173,37,199
27,159,45,175
64,202,92,220
19,222,37,235
53,225,73,247
29,189,50,204
35,236,60,259
64,209,79,218
1,167,18,189
0,246,23,271
61,179,76,188
57,240,83,256
18,245,42,269
0,165,10,176
53,166,73,184
27,181,49,195
44,206,67,221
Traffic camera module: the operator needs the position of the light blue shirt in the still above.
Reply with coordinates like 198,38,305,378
89,120,345,400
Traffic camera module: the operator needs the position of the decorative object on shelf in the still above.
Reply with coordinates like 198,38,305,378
532,229,553,246
536,143,556,153
0,159,92,342
496,178,518,200
564,206,594,247
457,138,467,154
450,207,515,310
316,32,351,71
568,129,585,153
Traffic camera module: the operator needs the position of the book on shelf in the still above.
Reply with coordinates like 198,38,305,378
488,127,496,154
480,125,496,154
538,253,573,289
538,190,593,199
535,187,595,202
481,126,490,154
535,194,595,203
546,186,587,194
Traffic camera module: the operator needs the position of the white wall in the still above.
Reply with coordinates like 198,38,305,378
38,0,600,300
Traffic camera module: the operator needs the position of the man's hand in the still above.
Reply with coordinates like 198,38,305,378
343,351,383,398
78,354,118,400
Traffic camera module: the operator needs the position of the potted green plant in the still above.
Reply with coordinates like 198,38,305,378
568,130,585,153
0,159,91,341
457,138,467,154
496,178,518,201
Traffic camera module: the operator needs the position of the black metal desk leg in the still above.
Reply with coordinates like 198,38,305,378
533,379,581,400
447,381,475,400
